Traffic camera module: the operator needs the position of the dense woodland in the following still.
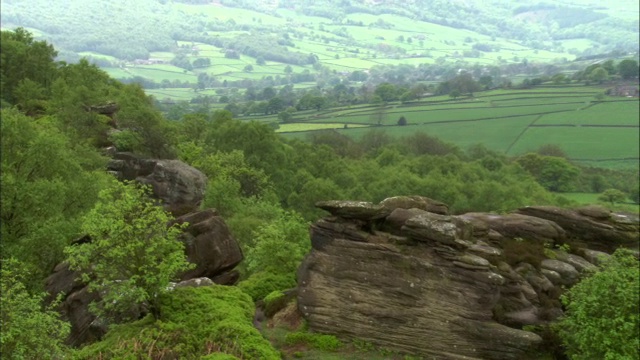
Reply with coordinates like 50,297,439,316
1,27,638,359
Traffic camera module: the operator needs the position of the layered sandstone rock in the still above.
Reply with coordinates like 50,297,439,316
297,196,639,359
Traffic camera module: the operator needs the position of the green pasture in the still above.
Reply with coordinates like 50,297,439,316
125,65,197,82
309,102,588,125
559,192,639,214
78,51,119,62
149,52,175,61
277,123,370,133
507,126,639,160
534,100,640,126
145,88,197,101
102,68,133,79
278,87,638,170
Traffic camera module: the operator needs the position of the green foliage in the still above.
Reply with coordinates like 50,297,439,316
555,248,639,360
0,28,58,105
516,153,580,192
246,210,310,275
107,129,143,152
617,59,639,80
285,332,342,351
0,108,109,288
0,258,71,359
65,181,194,321
75,285,280,359
598,188,627,206
238,272,296,302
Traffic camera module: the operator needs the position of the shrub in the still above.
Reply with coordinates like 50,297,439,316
285,331,342,351
74,285,280,359
0,259,71,359
238,272,296,302
555,248,639,359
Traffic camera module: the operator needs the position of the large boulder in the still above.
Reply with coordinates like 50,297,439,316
45,209,242,347
460,212,566,245
516,205,639,252
297,197,629,359
107,152,207,216
298,210,543,359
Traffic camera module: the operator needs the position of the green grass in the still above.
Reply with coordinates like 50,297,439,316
277,123,369,133
507,126,639,160
534,100,640,126
559,192,639,214
278,87,639,170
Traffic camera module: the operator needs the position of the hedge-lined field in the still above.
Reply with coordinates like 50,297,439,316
281,87,639,169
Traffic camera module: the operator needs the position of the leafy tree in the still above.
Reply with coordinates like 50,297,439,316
245,210,309,276
256,56,266,65
556,249,639,360
397,116,407,126
588,67,608,84
0,28,58,105
373,82,397,102
0,258,71,359
65,181,194,321
516,153,580,192
243,64,253,72
1,108,109,287
449,89,461,99
617,59,639,80
598,188,627,206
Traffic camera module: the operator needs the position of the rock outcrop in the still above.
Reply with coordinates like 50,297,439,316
107,152,207,216
516,205,639,252
297,196,639,359
45,209,242,346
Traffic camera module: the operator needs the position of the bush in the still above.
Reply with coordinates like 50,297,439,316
74,285,280,359
285,331,342,351
0,259,71,359
238,272,296,302
555,248,639,359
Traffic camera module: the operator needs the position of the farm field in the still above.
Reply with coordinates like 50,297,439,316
280,87,639,170
560,192,639,214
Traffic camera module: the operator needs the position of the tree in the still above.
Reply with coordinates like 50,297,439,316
449,89,461,99
65,181,194,321
556,249,639,359
516,153,580,192
0,28,58,104
588,67,608,84
617,59,639,80
0,259,71,359
598,188,627,206
256,56,266,65
1,109,109,287
245,210,309,275
284,65,292,74
243,64,254,72
397,116,407,126
374,83,397,102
